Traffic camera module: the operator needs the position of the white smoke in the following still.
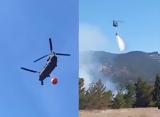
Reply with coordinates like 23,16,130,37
79,23,117,91
79,64,117,91
79,23,112,51
116,33,126,51
79,64,92,89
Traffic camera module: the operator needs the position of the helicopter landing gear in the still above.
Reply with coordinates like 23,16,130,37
41,80,44,85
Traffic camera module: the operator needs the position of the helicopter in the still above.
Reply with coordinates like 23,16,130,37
113,20,118,27
21,38,70,85
113,20,123,27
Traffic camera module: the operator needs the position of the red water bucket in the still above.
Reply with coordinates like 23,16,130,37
51,77,58,85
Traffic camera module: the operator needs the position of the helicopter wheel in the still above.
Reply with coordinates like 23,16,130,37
51,77,58,85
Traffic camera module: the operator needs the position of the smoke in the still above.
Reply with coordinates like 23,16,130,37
79,23,117,92
79,64,92,89
80,63,117,92
79,23,112,51
116,33,126,51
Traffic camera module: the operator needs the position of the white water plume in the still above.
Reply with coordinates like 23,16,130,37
116,33,126,51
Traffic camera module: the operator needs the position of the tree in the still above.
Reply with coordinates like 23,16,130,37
79,78,85,94
112,91,126,109
153,74,160,109
86,79,112,109
124,81,136,108
79,78,87,109
134,78,153,107
79,78,113,110
103,90,113,108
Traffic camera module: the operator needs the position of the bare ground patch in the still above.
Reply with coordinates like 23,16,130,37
79,108,160,117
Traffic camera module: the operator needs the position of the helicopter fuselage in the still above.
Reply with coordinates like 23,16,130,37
39,54,57,81
113,21,118,27
21,38,70,85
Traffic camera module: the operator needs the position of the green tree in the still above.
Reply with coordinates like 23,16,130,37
103,90,113,108
86,79,111,109
124,81,136,108
112,91,126,109
79,78,87,109
153,74,160,109
135,78,153,107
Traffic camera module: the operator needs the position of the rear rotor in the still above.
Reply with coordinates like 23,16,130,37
33,38,70,62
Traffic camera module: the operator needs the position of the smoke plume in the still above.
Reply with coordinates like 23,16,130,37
79,23,117,91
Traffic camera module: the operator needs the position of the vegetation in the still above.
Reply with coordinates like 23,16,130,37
153,74,160,109
112,91,126,109
79,78,112,109
79,75,160,110
134,78,153,107
79,78,87,109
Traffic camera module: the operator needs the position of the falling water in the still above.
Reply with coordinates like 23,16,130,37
116,33,126,51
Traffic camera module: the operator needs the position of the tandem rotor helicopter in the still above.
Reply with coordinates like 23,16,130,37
113,20,123,28
21,38,70,85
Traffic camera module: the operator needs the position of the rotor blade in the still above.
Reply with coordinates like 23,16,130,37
21,67,39,73
56,53,71,56
49,38,53,52
117,20,123,23
33,54,48,62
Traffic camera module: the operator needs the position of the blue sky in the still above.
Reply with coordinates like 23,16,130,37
79,0,160,53
0,0,78,117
